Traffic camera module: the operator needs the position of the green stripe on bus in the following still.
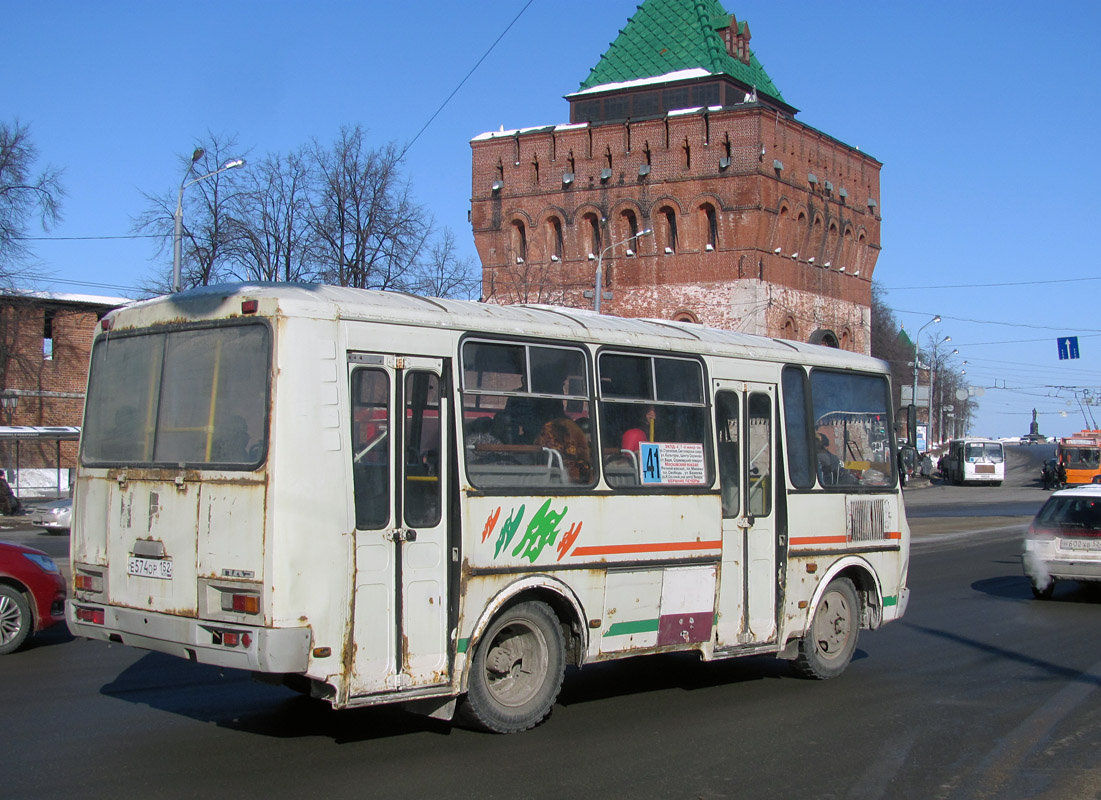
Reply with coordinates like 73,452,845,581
883,595,898,607
457,638,470,653
604,619,660,637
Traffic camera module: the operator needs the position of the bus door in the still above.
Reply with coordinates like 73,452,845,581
347,353,450,695
714,382,778,648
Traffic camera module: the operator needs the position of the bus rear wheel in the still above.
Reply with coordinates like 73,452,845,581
460,601,565,733
794,578,859,680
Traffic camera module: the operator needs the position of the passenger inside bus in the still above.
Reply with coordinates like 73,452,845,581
817,433,844,486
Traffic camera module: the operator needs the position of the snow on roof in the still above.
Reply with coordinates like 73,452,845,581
2,290,132,307
471,121,590,142
566,68,714,98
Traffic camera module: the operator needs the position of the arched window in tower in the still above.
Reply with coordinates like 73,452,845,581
583,212,602,258
546,216,564,262
809,213,822,261
783,317,796,340
795,211,808,257
673,310,699,324
855,231,867,276
699,203,718,251
659,206,678,254
773,205,791,256
840,329,851,351
841,227,855,273
531,153,540,185
621,208,640,249
510,219,527,264
826,221,840,267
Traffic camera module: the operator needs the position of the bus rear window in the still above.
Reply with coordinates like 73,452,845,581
81,323,270,468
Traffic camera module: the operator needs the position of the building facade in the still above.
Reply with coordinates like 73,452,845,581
0,292,127,479
470,0,881,353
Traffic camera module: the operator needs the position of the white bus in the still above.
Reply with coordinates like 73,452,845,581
941,437,1005,486
68,284,910,733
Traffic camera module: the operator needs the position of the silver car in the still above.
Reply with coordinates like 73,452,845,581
1023,486,1101,598
29,498,72,533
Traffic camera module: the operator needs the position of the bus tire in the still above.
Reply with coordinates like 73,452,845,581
0,584,32,655
459,601,565,733
794,578,859,680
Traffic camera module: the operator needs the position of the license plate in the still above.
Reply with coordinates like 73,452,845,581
127,556,173,579
1059,538,1101,551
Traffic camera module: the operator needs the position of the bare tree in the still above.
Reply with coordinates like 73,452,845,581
0,120,65,282
133,132,249,292
483,258,574,305
405,228,479,299
224,149,314,283
307,125,428,290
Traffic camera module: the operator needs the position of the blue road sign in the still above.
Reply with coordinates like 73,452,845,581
1058,336,1080,360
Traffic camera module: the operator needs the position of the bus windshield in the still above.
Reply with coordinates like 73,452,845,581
81,323,270,468
1064,448,1101,470
965,442,1003,462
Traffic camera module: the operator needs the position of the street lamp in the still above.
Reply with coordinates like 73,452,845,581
910,315,940,448
172,149,247,293
593,228,653,314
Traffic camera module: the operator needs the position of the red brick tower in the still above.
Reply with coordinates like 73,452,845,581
470,0,881,352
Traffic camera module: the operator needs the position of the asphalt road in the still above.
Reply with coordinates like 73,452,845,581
2,445,1098,799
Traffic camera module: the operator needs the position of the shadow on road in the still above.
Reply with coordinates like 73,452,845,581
94,643,851,742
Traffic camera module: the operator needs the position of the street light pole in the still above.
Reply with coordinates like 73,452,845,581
594,228,652,314
172,150,247,293
910,315,940,448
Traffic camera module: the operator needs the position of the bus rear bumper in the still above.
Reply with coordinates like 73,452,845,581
67,601,311,673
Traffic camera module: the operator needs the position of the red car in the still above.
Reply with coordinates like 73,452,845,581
0,541,67,654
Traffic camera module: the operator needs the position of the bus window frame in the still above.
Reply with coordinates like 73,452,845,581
458,335,596,493
79,318,273,471
595,347,714,493
784,365,898,494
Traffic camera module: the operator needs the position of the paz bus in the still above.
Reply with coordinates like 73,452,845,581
1056,431,1101,486
67,284,910,733
940,437,1005,486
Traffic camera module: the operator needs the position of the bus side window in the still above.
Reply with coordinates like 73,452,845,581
351,368,390,530
715,391,740,518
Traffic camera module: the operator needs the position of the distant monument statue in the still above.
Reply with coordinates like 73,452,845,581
1030,408,1040,437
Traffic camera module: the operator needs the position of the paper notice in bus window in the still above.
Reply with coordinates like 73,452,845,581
639,442,706,485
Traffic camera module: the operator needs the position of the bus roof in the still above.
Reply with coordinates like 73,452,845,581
107,283,887,373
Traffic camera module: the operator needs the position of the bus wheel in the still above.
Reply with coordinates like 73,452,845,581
460,601,565,733
0,585,32,655
794,578,860,680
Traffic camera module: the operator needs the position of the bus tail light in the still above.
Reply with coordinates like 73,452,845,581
212,629,252,648
241,299,259,315
76,606,105,625
230,593,260,614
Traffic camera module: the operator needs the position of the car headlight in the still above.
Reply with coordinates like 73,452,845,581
22,552,61,574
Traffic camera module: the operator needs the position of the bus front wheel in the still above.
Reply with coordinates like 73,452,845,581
794,578,860,680
460,601,565,733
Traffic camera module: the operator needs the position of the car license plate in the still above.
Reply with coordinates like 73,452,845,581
127,556,173,579
1059,538,1101,551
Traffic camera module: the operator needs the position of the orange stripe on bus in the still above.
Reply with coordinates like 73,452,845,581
572,540,722,556
789,536,848,545
886,531,902,540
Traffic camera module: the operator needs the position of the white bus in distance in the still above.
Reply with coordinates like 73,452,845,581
68,284,911,733
941,437,1005,486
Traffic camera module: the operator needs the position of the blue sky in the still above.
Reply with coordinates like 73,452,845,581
5,0,1101,439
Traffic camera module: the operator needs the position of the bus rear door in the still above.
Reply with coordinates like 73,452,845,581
347,353,451,695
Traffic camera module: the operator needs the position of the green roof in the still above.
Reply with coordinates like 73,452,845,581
577,0,785,103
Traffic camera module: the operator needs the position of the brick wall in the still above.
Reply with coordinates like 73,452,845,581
471,104,881,353
0,299,105,469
